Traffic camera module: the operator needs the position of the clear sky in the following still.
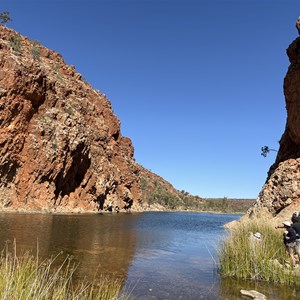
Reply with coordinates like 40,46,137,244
2,0,299,198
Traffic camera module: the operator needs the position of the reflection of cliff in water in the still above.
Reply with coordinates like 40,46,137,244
0,213,140,281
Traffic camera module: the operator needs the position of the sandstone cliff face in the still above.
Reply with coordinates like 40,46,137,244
0,26,142,212
249,37,300,221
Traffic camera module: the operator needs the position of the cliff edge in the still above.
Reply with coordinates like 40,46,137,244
249,37,300,222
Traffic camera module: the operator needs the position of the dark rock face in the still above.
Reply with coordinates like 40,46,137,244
0,26,142,212
249,37,300,220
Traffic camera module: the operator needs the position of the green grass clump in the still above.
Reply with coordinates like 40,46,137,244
31,40,41,60
0,243,127,300
9,34,22,53
218,219,300,286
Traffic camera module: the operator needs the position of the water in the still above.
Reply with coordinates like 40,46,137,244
0,211,299,299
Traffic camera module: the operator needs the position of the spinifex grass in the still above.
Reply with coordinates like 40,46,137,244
0,242,127,300
217,219,300,286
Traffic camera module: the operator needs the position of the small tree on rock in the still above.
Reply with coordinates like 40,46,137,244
261,146,278,157
0,11,12,25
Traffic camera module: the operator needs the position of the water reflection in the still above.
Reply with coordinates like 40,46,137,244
122,212,237,299
0,213,139,280
0,212,299,299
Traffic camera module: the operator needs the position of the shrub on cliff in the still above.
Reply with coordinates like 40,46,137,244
9,34,22,53
31,40,41,60
0,11,12,25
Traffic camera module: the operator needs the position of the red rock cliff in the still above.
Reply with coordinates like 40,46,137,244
249,37,300,220
0,26,142,212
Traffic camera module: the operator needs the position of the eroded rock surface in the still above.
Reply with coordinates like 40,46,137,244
0,26,142,212
249,37,300,220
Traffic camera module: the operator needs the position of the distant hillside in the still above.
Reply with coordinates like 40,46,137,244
138,166,255,213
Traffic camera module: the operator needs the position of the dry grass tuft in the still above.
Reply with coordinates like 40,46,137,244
0,241,128,300
217,219,300,285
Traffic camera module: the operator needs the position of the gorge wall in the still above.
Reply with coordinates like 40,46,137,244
249,37,300,221
0,25,146,212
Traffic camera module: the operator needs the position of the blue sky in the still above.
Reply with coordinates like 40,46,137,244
2,0,299,198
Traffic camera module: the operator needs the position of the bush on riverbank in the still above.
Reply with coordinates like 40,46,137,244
218,219,300,286
0,243,127,300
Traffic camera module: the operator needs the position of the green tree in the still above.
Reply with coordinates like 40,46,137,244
0,11,12,25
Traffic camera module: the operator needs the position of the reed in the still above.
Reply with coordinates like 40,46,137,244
217,219,300,285
0,241,128,300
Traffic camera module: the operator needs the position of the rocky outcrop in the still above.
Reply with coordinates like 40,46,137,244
0,26,142,212
249,37,300,221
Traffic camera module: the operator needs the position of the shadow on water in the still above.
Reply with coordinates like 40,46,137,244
0,212,299,299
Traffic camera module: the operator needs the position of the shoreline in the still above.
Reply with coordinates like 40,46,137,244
0,206,247,216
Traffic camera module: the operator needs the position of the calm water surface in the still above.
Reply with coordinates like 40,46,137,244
0,211,299,300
